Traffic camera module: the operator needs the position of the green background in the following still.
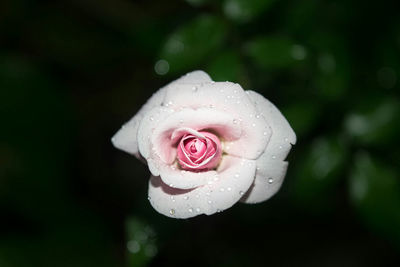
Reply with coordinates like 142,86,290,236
1,0,400,266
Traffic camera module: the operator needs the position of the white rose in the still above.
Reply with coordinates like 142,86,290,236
112,71,296,218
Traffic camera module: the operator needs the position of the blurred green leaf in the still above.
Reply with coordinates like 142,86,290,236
282,100,322,137
126,217,158,267
223,0,276,23
344,98,400,146
206,50,244,83
349,152,400,248
185,0,209,7
309,32,351,100
292,136,347,212
245,37,306,70
159,15,227,74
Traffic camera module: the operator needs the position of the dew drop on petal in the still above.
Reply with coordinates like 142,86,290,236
192,86,198,92
268,178,274,184
239,191,244,196
220,188,225,192
196,208,201,213
188,208,193,213
184,196,189,200
272,155,276,159
169,209,175,215
233,119,238,124
234,173,239,178
227,187,232,191
208,200,212,204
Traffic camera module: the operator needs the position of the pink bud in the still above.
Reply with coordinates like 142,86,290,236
177,131,222,171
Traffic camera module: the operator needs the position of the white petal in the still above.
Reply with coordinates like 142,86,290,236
111,70,211,158
246,90,296,160
163,82,271,159
148,156,256,218
240,156,288,203
111,88,166,158
240,90,296,204
171,70,212,84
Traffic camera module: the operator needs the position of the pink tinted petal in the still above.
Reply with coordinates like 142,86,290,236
148,156,256,218
163,82,271,159
150,108,241,165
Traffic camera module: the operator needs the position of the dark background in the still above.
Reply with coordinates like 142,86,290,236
1,0,400,266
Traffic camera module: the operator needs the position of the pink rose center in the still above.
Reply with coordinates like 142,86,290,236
177,131,222,171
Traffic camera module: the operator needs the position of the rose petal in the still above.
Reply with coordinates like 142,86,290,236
141,108,242,165
148,156,256,218
240,90,296,203
240,156,288,203
162,81,271,159
111,70,211,158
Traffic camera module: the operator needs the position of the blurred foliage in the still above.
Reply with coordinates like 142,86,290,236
1,0,400,266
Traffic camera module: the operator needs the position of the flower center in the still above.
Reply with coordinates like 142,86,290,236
177,131,222,171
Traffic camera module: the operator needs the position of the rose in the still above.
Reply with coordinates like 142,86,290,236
112,70,296,218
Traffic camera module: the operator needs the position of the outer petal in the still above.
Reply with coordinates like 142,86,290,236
162,82,271,159
148,156,256,218
240,90,296,203
111,70,211,158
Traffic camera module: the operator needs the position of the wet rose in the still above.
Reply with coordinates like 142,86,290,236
112,71,296,218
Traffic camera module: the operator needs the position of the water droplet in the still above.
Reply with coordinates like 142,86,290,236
233,119,238,124
233,89,238,94
239,191,244,196
179,119,184,124
196,208,201,213
170,196,175,202
227,187,232,191
213,176,219,181
208,200,212,204
234,173,239,178
263,132,268,136
216,209,222,213
169,183,174,187
220,89,224,93
284,138,289,142
272,155,276,159
268,178,274,184
188,208,193,213
184,196,189,200
252,123,256,127
220,188,225,192
256,167,260,171
256,114,260,119
169,209,175,215
192,86,198,92
211,81,215,84
208,181,213,185
196,194,200,198
278,145,283,149
236,100,241,104
147,196,151,201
